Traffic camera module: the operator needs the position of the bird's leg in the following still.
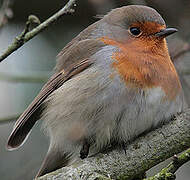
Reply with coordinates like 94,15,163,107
80,138,90,159
122,142,127,154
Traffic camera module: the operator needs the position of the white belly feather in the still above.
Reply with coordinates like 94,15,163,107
41,46,183,154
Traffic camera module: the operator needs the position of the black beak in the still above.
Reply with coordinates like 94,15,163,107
155,28,178,38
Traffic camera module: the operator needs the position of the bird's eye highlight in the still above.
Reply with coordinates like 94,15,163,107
129,27,141,36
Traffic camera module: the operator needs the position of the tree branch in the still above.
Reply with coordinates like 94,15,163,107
0,0,77,62
36,109,190,180
145,149,190,180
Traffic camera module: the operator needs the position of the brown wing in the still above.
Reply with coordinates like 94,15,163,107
55,39,105,72
7,59,93,149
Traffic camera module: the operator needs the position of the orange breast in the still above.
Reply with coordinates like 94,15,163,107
100,36,182,101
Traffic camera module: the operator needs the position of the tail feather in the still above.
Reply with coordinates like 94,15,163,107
7,71,65,150
7,107,42,149
36,147,71,177
7,59,91,150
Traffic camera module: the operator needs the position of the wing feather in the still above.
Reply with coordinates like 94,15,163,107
7,59,93,149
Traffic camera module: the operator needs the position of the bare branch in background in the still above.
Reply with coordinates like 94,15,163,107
146,149,190,180
0,113,20,124
0,0,14,28
0,0,77,62
130,0,147,5
172,44,190,62
169,39,190,61
0,71,50,83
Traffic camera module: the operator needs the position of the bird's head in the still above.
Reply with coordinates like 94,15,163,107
102,5,177,52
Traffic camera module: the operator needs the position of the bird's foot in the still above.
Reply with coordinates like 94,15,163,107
80,139,90,159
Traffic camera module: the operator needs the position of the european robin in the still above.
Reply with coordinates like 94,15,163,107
7,5,184,177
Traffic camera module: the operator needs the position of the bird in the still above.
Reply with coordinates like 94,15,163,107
7,5,185,177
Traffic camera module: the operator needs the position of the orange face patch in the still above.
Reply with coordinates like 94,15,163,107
99,34,181,101
130,21,166,37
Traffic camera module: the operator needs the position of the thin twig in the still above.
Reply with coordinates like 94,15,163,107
145,148,190,180
20,15,41,39
0,0,77,62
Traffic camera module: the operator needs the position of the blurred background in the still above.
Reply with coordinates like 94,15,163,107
0,0,189,179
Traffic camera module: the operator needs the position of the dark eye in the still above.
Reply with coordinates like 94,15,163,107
129,27,141,36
